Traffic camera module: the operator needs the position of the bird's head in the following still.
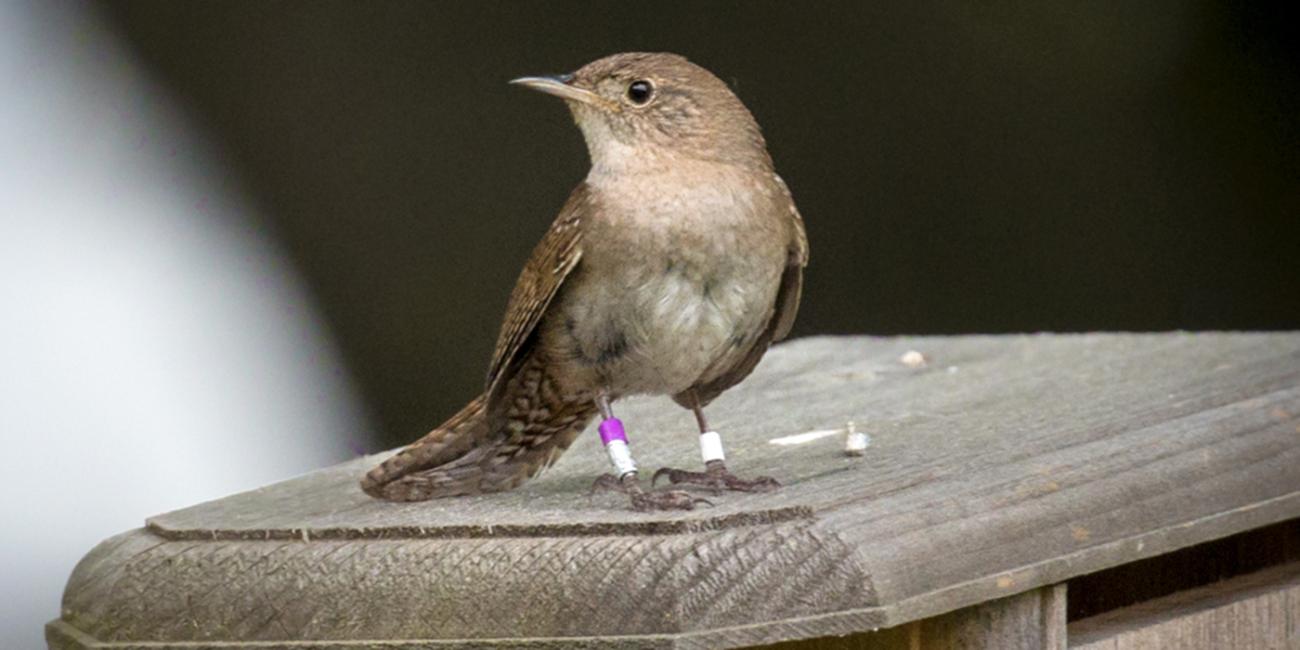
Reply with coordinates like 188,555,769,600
511,52,771,174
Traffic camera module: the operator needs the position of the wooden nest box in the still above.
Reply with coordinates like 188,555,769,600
48,333,1300,649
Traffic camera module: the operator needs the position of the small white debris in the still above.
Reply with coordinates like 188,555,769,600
844,421,871,457
946,365,959,374
768,428,843,446
900,350,927,368
770,422,873,454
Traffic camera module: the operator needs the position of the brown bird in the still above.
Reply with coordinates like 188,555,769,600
360,52,807,511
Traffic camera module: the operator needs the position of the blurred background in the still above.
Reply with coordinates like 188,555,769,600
2,1,1297,646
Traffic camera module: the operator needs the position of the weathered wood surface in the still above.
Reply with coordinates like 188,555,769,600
768,584,1067,650
1069,561,1300,649
48,333,1300,648
1064,517,1300,622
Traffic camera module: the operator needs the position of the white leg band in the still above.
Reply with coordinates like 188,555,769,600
699,431,726,463
604,439,638,477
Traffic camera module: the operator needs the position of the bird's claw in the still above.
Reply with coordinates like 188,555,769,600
589,472,710,511
588,473,624,497
652,462,781,494
652,467,722,493
630,490,711,512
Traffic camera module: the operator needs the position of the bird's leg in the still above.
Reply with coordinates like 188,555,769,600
652,391,781,494
588,393,706,511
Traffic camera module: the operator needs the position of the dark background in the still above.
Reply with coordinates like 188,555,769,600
100,2,1298,449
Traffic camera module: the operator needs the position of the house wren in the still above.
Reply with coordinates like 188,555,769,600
361,52,808,511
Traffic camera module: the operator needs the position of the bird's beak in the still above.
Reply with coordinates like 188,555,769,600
509,74,608,108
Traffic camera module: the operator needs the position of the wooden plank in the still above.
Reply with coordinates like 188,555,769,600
1069,561,1300,649
1045,583,1069,650
754,584,1067,649
1066,517,1300,621
918,584,1068,650
48,333,1300,648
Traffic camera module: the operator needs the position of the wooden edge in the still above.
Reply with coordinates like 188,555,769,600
46,584,1073,650
54,490,1300,650
1068,561,1300,647
54,522,883,650
47,610,886,650
143,505,816,541
46,620,98,650
872,489,1300,629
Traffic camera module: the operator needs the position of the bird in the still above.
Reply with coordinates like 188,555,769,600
360,52,807,511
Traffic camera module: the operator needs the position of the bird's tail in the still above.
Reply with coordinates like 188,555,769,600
359,357,597,501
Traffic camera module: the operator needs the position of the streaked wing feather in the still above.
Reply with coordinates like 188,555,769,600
484,185,588,403
771,197,807,343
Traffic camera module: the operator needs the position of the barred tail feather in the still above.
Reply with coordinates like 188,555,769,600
359,356,596,501
359,395,491,500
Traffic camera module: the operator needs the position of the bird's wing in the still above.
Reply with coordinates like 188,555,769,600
769,186,808,344
681,186,808,407
484,184,587,409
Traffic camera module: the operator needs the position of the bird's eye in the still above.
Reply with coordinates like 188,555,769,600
626,80,654,105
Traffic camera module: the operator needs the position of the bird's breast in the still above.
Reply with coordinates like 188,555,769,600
544,172,788,397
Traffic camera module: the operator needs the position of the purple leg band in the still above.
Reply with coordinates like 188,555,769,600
598,417,627,445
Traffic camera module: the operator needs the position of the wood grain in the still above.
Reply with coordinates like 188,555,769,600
1069,561,1300,649
761,585,1067,650
48,333,1300,648
1065,517,1300,621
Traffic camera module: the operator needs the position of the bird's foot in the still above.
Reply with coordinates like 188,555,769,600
590,472,710,512
652,460,781,494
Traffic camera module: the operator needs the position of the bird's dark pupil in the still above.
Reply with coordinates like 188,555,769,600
627,80,652,104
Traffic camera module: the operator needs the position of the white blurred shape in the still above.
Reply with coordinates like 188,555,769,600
0,3,373,647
